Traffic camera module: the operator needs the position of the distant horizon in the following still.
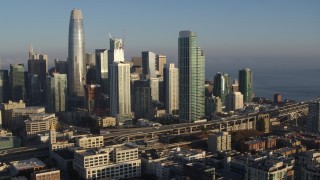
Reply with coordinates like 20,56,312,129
0,0,319,78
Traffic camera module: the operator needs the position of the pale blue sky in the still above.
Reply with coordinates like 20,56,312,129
0,0,319,75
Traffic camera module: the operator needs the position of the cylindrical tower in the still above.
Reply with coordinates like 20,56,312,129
68,9,85,97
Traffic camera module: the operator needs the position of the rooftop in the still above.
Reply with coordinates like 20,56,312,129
11,158,46,171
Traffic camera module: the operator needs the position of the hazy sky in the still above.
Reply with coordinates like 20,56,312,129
0,0,319,76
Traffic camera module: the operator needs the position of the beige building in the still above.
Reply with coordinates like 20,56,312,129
31,169,60,180
165,63,179,115
155,55,166,76
75,135,104,148
73,145,141,179
208,131,231,153
25,114,57,137
11,107,45,128
92,116,116,127
1,100,26,128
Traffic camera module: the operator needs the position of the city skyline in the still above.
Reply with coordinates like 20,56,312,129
0,1,319,74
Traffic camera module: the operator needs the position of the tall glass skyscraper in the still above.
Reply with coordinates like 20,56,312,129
46,73,68,113
10,64,25,101
68,9,85,97
178,31,205,122
239,68,253,103
214,72,231,105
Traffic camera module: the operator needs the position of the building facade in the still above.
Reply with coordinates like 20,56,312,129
213,72,231,105
0,70,9,103
178,30,205,122
68,9,86,97
142,51,156,79
46,73,68,113
239,68,253,103
10,64,25,101
208,132,231,153
165,63,179,115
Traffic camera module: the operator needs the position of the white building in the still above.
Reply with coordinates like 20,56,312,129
208,131,231,153
142,51,156,79
11,107,45,128
110,62,131,118
226,92,244,111
75,135,104,149
25,113,57,137
73,145,141,179
165,63,179,115
149,78,159,102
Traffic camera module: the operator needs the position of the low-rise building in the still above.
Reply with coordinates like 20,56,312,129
75,135,104,149
11,107,45,129
25,114,57,137
73,144,141,179
30,168,60,180
92,116,116,128
10,158,46,176
241,139,266,152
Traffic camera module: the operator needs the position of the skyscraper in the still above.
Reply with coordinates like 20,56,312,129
55,59,68,74
46,74,68,113
149,78,159,102
178,30,205,122
10,64,25,101
155,55,166,76
165,63,179,115
95,49,108,94
110,62,131,118
68,9,85,97
27,74,41,105
308,101,320,133
0,70,9,103
142,51,156,79
134,80,151,119
239,68,253,103
213,72,231,105
28,47,48,92
226,92,244,111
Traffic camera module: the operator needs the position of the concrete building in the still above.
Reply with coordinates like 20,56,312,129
241,139,266,152
85,84,102,115
54,59,68,74
208,132,231,153
0,136,20,150
142,51,156,79
232,79,239,92
205,95,222,117
11,107,45,129
75,135,104,148
46,73,68,113
92,116,116,128
239,68,253,103
73,145,141,179
226,92,244,111
11,158,46,176
30,169,60,180
155,55,166,76
274,94,282,103
1,100,26,128
178,30,205,123
25,114,58,137
10,64,25,101
149,78,159,102
165,63,179,115
110,62,131,119
300,163,320,180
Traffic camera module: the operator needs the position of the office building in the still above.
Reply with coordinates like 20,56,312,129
31,169,60,180
231,79,239,92
73,145,141,179
226,92,244,111
85,84,102,115
134,80,152,119
110,62,131,117
11,107,45,129
239,68,253,103
55,59,68,74
75,135,104,148
68,9,86,97
95,49,108,94
0,136,20,150
208,132,231,153
1,100,26,128
10,64,25,101
25,113,58,137
11,158,46,176
205,95,222,117
0,70,9,103
165,63,179,115
178,30,205,122
308,101,320,133
46,73,68,113
27,74,41,105
132,56,142,67
85,53,95,67
28,47,48,102
213,72,231,104
149,77,159,102
155,55,166,76
274,93,282,103
142,51,156,79
108,35,124,64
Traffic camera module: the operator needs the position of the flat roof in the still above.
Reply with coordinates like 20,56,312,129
11,158,45,170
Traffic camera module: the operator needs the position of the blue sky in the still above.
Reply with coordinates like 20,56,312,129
0,0,319,75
